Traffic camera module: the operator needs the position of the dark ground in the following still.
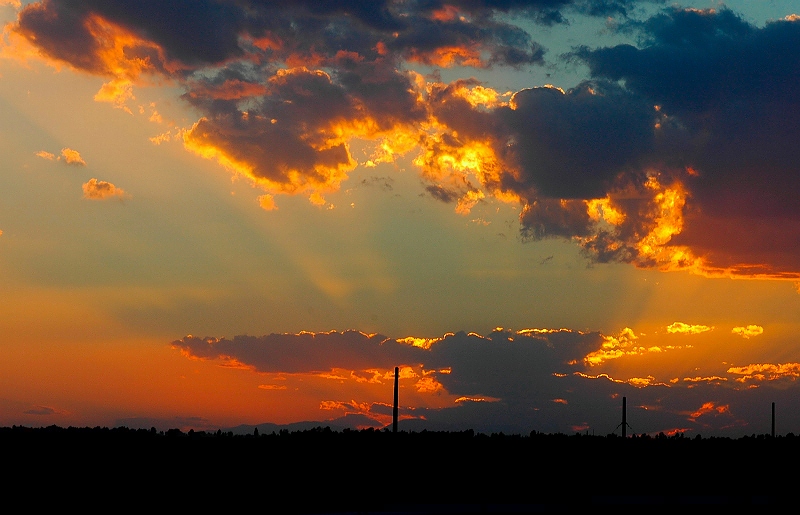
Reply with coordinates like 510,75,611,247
2,426,794,513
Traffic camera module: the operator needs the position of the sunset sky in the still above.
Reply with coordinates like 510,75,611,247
2,0,800,436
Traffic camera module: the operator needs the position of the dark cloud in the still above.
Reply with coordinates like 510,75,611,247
173,331,425,373
15,0,558,74
173,329,600,383
497,82,655,200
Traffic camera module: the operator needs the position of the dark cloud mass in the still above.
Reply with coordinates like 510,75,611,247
11,2,800,276
571,8,800,275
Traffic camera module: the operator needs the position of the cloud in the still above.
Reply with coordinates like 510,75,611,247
732,325,764,339
60,147,86,165
727,363,800,384
257,194,277,211
666,322,713,335
35,148,87,165
82,178,127,200
23,405,64,415
687,401,730,424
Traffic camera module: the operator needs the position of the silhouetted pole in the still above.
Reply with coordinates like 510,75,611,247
622,396,627,438
393,366,399,433
772,402,775,438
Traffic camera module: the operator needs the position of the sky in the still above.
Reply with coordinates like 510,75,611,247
1,0,800,436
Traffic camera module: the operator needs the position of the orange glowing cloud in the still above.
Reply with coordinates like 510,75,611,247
397,336,444,350
406,45,484,68
583,327,639,366
82,178,127,200
60,147,86,166
94,78,135,112
415,376,444,393
257,194,278,211
682,376,728,384
37,148,88,165
667,322,713,335
688,402,730,422
726,363,800,383
731,325,763,339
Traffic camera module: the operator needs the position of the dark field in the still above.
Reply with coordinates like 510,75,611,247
3,426,794,513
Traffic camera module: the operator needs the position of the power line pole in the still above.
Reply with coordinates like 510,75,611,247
772,402,775,438
393,366,399,433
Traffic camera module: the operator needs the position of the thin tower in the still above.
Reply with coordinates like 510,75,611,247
393,366,399,433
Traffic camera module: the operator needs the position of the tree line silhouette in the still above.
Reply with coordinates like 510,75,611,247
2,425,794,511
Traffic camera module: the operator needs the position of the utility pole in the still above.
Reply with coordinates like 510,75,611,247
393,366,399,433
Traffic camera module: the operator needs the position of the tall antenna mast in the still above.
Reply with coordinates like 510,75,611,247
613,396,633,437
622,396,627,438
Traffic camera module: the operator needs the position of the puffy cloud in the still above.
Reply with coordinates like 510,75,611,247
35,150,56,160
82,178,127,199
732,325,764,339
